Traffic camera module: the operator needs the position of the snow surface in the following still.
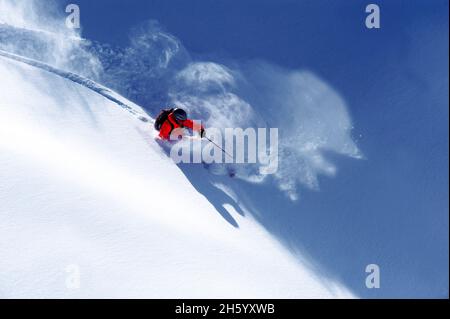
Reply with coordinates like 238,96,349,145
0,53,355,298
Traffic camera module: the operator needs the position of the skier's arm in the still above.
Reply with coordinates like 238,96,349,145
182,119,205,135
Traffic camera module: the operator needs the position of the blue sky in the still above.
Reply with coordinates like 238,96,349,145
58,0,449,297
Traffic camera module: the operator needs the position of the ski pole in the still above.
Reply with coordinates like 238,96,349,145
204,136,234,160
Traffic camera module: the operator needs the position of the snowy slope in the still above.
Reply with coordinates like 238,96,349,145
0,53,354,298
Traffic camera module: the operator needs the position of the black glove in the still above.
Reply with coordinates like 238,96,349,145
200,128,206,138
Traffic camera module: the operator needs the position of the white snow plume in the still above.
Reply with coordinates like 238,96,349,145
241,63,362,200
96,21,189,111
171,62,261,129
0,0,101,78
170,61,362,200
0,0,61,30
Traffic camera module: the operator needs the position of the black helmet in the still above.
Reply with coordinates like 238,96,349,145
172,108,187,122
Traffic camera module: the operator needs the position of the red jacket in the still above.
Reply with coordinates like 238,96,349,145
159,112,204,140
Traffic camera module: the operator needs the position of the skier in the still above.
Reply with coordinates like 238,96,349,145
154,107,205,141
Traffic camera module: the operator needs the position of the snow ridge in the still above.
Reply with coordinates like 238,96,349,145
0,49,151,123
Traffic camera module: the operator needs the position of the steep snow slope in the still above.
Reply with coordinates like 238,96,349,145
0,54,354,298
